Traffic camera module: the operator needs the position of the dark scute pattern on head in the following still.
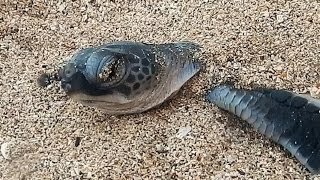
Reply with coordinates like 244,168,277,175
138,74,144,81
131,66,140,72
206,85,320,174
142,67,150,75
116,84,131,96
141,58,150,66
146,76,151,81
106,42,157,97
126,74,136,84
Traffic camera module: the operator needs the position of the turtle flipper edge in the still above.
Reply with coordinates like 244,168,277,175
207,85,320,174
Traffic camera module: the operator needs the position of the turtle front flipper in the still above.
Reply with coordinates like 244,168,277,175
207,85,320,174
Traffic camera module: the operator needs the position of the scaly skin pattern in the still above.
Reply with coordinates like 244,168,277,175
207,85,320,174
58,41,201,115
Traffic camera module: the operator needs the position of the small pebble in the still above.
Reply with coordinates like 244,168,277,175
155,144,169,153
75,137,81,147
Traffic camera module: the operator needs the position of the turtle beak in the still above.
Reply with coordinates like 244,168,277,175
57,68,72,92
58,65,78,93
61,79,73,92
59,69,90,95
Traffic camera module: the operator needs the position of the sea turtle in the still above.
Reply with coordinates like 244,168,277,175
38,41,201,115
38,40,320,174
207,84,320,174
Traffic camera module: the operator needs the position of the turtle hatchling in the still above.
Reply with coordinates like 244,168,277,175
40,41,201,115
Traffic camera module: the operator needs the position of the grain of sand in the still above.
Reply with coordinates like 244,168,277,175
0,0,320,179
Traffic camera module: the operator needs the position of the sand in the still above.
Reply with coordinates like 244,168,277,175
0,0,320,179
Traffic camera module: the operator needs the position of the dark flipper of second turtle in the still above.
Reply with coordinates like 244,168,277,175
207,85,320,174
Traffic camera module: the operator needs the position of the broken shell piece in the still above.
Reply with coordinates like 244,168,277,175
1,142,14,160
175,126,192,139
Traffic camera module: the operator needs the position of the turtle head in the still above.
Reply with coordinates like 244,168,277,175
58,48,128,97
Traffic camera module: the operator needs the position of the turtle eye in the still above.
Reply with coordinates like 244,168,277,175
98,58,126,86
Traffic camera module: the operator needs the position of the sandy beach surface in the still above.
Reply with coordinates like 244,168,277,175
1,0,319,179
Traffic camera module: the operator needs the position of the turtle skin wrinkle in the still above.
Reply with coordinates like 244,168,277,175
207,84,320,174
57,41,201,115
